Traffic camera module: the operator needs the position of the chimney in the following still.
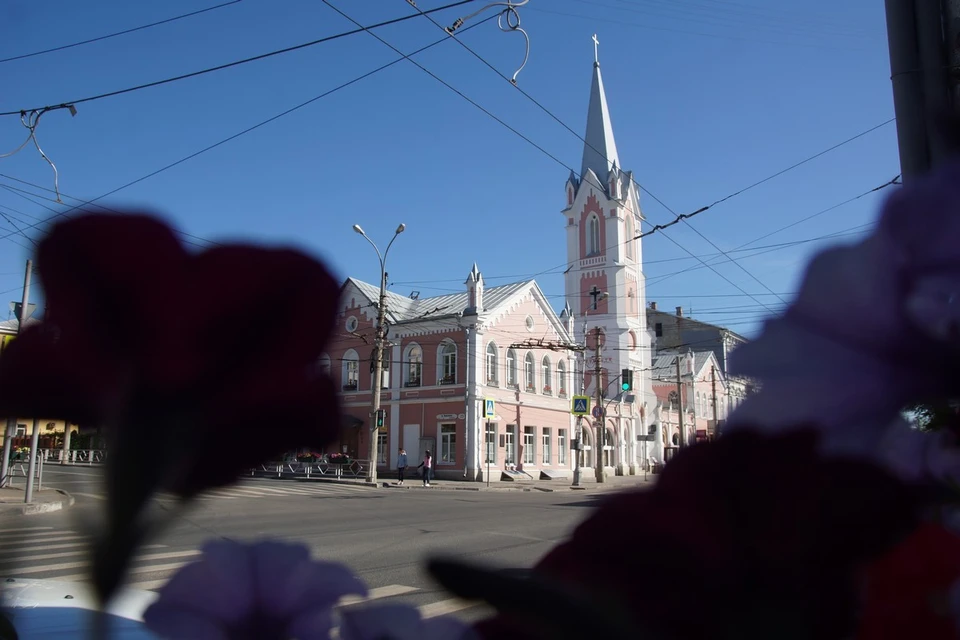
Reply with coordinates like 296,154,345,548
649,301,657,311
676,306,683,317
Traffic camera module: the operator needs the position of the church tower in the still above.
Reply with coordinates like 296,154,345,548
562,35,657,475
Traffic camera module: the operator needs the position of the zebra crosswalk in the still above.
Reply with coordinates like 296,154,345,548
71,480,379,503
0,526,478,621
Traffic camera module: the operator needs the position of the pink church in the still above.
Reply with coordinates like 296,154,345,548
322,45,664,481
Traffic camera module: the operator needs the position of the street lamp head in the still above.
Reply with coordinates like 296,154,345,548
352,224,365,235
395,223,406,234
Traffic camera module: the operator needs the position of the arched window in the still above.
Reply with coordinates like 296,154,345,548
342,349,359,391
587,214,601,255
438,341,457,385
557,360,567,396
486,342,499,385
506,348,518,387
524,352,536,391
625,216,634,259
404,344,422,387
541,356,552,393
696,392,702,416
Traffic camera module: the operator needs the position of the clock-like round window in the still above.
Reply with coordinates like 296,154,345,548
525,315,535,331
346,316,359,332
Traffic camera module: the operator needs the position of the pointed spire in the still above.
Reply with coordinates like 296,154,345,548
581,35,620,191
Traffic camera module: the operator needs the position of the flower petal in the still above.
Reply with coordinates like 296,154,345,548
338,603,423,640
251,541,367,622
145,539,255,628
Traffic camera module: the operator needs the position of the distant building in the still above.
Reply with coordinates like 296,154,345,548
650,350,729,456
646,303,757,413
323,42,663,481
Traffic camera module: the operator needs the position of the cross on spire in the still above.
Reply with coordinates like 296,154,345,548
592,33,600,65
589,286,603,309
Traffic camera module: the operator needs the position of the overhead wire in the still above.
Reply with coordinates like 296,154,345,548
0,0,244,64
0,14,497,247
0,0,477,117
400,0,894,310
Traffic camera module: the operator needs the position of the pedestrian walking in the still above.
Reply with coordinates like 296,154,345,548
418,450,433,487
397,448,408,485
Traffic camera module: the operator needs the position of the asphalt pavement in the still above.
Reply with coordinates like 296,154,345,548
1,466,614,624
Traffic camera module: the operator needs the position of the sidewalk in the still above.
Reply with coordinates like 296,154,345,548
276,473,657,493
0,485,75,516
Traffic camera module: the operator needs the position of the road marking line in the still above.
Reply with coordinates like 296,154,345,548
419,598,477,618
0,535,83,548
0,545,166,564
339,584,419,606
0,527,52,534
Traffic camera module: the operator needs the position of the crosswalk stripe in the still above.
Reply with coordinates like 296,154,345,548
339,584,419,606
0,541,89,554
58,560,195,582
0,530,81,540
419,598,477,619
71,492,107,500
6,550,202,576
0,535,83,548
0,545,166,565
0,527,53,534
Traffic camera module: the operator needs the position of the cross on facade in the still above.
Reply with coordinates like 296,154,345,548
589,286,603,309
592,33,600,64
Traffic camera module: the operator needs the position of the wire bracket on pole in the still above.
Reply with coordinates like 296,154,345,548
441,0,530,84
2,106,76,203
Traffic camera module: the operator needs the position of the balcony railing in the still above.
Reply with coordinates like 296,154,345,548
342,382,358,391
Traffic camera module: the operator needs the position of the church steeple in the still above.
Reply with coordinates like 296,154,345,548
580,34,620,192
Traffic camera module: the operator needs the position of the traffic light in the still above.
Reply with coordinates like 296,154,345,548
375,409,386,428
621,368,633,391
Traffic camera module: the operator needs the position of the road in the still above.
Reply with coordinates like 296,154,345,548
1,466,613,625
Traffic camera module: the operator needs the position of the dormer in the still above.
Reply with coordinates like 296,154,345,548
464,263,484,315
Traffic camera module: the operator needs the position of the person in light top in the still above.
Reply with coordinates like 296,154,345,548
397,448,408,485
418,450,433,487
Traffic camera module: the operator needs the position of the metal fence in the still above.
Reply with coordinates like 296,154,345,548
37,449,106,464
250,459,371,480
1,455,43,489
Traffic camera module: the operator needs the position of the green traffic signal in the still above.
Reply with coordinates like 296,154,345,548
621,368,633,391
621,381,630,391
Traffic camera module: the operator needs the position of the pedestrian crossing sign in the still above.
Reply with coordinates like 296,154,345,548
571,396,590,416
483,398,496,419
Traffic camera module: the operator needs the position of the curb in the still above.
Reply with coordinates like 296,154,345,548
0,489,75,516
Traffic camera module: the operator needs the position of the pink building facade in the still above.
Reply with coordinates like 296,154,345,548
650,350,729,456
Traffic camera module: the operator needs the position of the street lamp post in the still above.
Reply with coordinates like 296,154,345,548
352,223,406,485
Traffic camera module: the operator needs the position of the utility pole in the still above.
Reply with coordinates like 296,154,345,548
353,223,406,485
711,365,719,439
594,327,605,483
675,356,685,452
885,0,960,182
1,259,31,489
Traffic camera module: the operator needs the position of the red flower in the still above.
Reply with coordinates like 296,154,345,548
470,429,924,640
857,522,960,640
0,212,343,496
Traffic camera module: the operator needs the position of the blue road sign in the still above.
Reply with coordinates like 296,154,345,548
483,399,496,419
571,396,590,416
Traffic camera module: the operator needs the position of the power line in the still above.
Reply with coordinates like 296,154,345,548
0,14,496,246
0,0,244,65
402,0,892,311
339,1,781,313
0,0,476,117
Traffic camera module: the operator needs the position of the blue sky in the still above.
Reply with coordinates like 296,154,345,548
0,0,899,338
